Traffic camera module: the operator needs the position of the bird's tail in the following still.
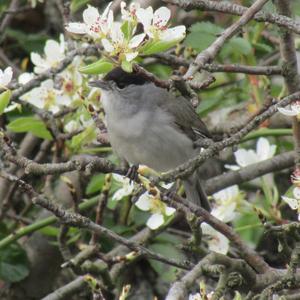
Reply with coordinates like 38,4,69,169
183,170,211,211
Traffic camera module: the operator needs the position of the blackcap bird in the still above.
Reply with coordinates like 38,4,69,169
90,67,211,211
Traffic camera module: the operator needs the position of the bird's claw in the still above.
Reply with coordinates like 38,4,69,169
126,165,139,183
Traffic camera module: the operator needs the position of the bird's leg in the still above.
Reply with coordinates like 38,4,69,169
126,164,140,183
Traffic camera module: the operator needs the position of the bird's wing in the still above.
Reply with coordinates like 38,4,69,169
138,83,211,141
161,92,211,141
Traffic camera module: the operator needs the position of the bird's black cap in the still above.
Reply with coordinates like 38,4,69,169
103,67,149,89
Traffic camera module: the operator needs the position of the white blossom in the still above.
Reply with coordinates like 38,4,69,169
226,137,276,185
18,72,35,84
146,213,164,230
120,2,140,21
135,191,176,230
200,185,241,254
20,79,71,113
278,102,300,117
0,67,13,88
66,4,113,39
112,174,135,201
212,185,240,223
31,35,65,74
136,6,185,42
102,23,145,62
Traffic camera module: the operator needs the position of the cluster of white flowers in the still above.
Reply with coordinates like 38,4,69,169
201,185,241,254
18,35,86,114
0,33,102,148
66,2,186,67
112,173,175,230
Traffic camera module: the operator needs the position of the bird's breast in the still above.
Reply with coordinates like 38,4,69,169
105,107,195,172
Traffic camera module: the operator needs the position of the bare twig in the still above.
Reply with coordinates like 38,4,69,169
164,0,300,35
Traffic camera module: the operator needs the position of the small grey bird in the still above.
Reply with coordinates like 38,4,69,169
90,67,211,211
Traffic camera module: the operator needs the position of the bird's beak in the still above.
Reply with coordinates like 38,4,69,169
89,80,110,90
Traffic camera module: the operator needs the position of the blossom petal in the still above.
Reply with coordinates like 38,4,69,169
224,164,240,171
293,187,300,199
135,193,151,211
31,53,46,68
201,223,229,254
213,185,239,203
83,5,100,26
165,206,176,216
112,174,126,184
101,2,113,19
125,52,138,62
101,10,114,35
147,213,164,230
112,188,127,201
212,202,236,223
18,72,34,84
255,137,276,161
209,231,229,254
153,7,170,28
136,7,153,30
44,40,64,63
129,33,146,48
0,67,13,86
102,39,115,52
160,25,186,42
65,22,87,34
282,195,299,210
65,120,79,133
278,106,299,116
234,149,258,167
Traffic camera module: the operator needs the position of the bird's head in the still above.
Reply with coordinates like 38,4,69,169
89,67,149,91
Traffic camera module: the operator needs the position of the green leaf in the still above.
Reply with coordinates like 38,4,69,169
189,22,222,35
148,243,185,282
5,29,49,54
86,174,106,195
234,212,263,246
146,64,172,80
220,37,252,58
141,40,180,55
197,93,222,116
253,42,272,53
121,60,133,73
0,90,11,115
185,22,222,52
121,21,133,40
70,0,90,13
79,59,114,74
0,243,29,282
7,117,53,140
70,125,97,150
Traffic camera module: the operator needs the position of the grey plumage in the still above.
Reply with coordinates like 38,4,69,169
90,69,211,210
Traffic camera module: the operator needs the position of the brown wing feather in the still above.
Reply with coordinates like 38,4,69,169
163,93,211,141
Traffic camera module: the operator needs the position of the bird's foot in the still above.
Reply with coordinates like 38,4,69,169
126,164,139,183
